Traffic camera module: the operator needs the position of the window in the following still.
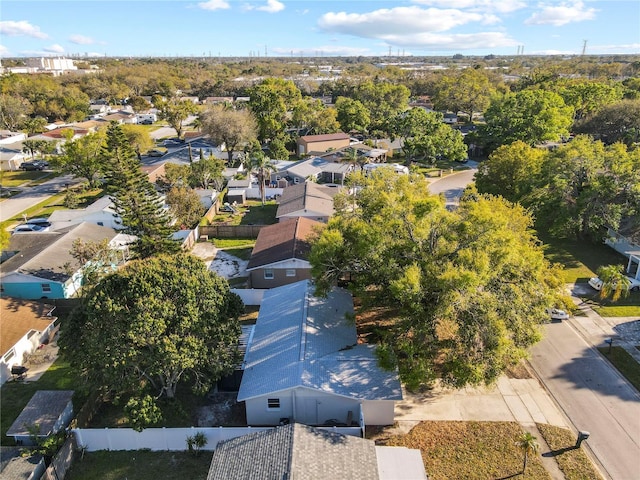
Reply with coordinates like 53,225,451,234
286,269,295,277
264,269,274,280
267,398,280,409
41,284,51,293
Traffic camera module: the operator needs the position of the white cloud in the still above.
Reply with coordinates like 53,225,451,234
69,34,95,45
413,0,527,13
0,44,9,55
381,31,518,50
589,43,640,54
0,20,48,39
318,6,489,37
44,44,65,53
257,0,285,13
198,0,230,11
525,1,596,26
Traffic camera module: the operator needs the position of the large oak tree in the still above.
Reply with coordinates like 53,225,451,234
310,170,563,389
59,253,243,427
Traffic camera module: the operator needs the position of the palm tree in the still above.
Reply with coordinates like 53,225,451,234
597,264,631,301
517,432,539,474
249,150,276,206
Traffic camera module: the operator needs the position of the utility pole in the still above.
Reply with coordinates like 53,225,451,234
582,40,588,55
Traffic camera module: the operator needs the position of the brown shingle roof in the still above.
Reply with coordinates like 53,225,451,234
247,217,323,270
0,298,56,355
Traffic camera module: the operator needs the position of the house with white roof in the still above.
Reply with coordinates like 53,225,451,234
237,280,402,427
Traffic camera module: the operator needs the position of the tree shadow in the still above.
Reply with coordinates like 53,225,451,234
495,472,522,479
542,445,578,457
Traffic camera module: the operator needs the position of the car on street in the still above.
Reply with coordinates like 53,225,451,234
19,161,47,171
589,276,640,292
546,308,569,320
147,148,167,157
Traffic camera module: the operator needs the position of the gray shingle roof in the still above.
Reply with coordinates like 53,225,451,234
7,390,74,436
207,423,379,480
1,223,118,282
276,183,338,219
237,281,402,402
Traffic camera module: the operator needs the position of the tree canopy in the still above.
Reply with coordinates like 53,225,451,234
479,89,574,153
102,122,178,257
201,105,257,164
59,253,243,428
432,68,496,122
310,170,562,389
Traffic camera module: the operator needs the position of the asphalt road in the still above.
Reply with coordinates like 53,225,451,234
427,161,478,207
0,173,77,223
529,319,640,480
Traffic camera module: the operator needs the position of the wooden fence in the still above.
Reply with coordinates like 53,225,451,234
199,224,265,239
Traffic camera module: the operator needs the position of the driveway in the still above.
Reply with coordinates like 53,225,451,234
427,161,478,208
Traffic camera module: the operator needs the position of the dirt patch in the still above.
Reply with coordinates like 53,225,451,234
505,360,532,379
195,393,246,427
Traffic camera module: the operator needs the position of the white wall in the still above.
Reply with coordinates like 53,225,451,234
245,388,361,427
0,325,56,385
362,400,395,426
231,289,264,306
72,425,362,452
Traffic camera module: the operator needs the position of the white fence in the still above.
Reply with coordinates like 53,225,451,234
72,425,362,452
231,288,265,306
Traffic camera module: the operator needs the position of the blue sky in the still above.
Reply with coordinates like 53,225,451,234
1,1,638,58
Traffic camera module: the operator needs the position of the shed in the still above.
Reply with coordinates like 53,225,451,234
7,390,74,445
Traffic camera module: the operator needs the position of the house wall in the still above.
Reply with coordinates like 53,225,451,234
0,325,56,385
249,266,312,289
245,388,361,426
1,274,66,300
362,400,395,426
278,212,330,223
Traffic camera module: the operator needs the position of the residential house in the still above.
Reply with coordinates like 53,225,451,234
0,147,27,171
363,163,410,175
203,96,234,105
237,280,403,426
0,130,27,145
272,156,353,185
0,222,127,299
0,298,57,385
206,423,427,480
101,111,137,124
314,144,389,165
275,182,341,223
7,390,74,446
443,112,458,124
246,217,322,288
297,132,351,156
47,196,122,230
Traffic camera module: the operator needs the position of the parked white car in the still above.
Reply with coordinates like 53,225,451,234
546,308,569,320
589,276,640,292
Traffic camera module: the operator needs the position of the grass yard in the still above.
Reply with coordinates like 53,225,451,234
538,233,628,284
1,359,87,446
376,421,550,480
66,450,211,480
597,346,640,391
0,170,53,187
210,237,256,249
588,291,640,317
536,423,603,480
210,201,278,226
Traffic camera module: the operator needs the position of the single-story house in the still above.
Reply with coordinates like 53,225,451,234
237,280,403,427
47,196,123,230
206,423,427,480
0,222,126,299
271,156,354,185
297,132,351,156
0,298,57,386
6,390,74,446
203,96,234,105
363,163,410,176
246,217,323,288
313,144,389,165
443,112,458,124
0,148,27,171
0,130,27,145
275,182,341,223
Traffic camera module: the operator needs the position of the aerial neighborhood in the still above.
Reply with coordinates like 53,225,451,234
1,29,640,480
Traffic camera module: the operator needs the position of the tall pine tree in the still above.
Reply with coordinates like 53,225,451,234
102,122,179,257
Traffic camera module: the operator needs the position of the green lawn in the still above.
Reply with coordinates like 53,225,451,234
66,450,211,480
536,423,603,480
597,346,640,391
378,421,551,480
211,238,256,249
0,170,53,187
210,201,278,226
1,359,87,446
538,233,628,284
